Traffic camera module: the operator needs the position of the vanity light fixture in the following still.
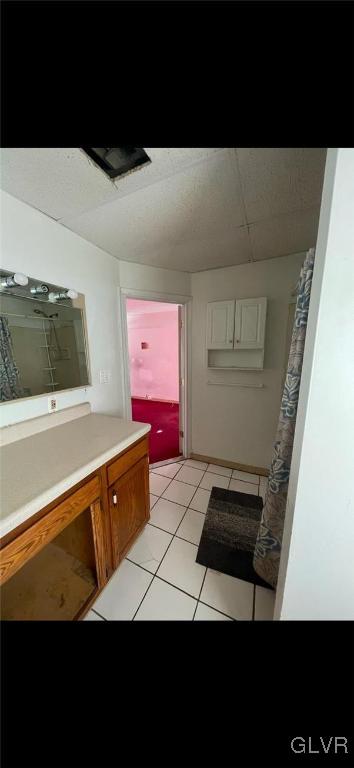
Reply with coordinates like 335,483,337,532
48,289,79,303
1,272,28,288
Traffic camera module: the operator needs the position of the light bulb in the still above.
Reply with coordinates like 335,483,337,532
1,272,29,288
14,272,29,286
48,289,78,302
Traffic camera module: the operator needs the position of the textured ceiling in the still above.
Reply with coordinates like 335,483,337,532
0,147,326,272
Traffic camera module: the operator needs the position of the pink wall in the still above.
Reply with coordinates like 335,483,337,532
126,299,179,402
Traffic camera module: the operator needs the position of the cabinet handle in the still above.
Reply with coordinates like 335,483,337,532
229,339,233,344
112,491,118,506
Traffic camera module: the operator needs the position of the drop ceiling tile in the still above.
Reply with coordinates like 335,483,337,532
0,148,119,220
60,150,246,264
249,206,320,262
237,148,326,223
164,225,252,272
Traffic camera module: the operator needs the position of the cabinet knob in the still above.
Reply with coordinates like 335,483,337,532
112,491,118,506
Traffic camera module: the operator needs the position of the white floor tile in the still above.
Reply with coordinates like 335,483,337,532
200,569,254,620
199,472,230,491
176,508,205,546
157,537,206,598
150,498,187,534
231,469,259,484
229,478,259,496
194,603,232,621
189,487,211,513
162,479,196,506
92,560,152,620
151,462,182,478
149,473,171,496
207,464,232,477
134,578,197,620
127,524,172,573
150,494,159,510
174,465,205,486
254,586,275,620
184,459,208,470
84,610,105,621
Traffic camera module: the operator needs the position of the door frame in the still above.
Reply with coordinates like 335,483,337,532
119,287,192,461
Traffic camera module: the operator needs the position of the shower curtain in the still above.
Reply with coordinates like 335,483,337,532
253,247,315,589
0,316,24,400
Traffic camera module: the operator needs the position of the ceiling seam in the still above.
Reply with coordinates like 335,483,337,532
233,148,254,263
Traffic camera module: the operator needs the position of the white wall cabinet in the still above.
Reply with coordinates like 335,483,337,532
234,297,267,349
206,297,267,370
206,300,235,349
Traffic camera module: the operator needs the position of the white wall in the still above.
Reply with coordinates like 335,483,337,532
0,191,123,426
119,259,191,298
191,253,305,468
275,148,354,620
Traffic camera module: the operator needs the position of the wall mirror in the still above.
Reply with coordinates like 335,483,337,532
0,269,91,402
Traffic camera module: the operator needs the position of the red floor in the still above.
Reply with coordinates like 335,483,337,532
131,398,181,464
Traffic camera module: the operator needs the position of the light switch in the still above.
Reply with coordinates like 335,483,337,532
99,369,111,384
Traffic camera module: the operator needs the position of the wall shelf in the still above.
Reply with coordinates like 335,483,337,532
207,366,263,371
207,348,264,370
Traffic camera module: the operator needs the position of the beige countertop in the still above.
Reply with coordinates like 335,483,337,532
0,413,150,538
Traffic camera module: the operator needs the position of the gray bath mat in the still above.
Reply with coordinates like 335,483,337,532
196,486,272,589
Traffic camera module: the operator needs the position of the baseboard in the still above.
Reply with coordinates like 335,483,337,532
190,452,269,477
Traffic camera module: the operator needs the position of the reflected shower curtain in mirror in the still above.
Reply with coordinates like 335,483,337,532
0,316,24,400
253,247,315,588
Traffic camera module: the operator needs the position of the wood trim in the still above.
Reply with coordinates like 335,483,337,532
98,465,113,578
0,476,100,586
190,453,269,477
107,436,149,487
90,500,107,590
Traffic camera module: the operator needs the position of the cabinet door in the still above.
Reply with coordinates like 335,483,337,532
234,297,267,349
109,456,149,567
206,301,235,349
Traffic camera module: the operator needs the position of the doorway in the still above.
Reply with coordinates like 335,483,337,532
124,297,184,466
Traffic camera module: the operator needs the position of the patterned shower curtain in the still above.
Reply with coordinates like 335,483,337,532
253,247,315,589
0,316,25,400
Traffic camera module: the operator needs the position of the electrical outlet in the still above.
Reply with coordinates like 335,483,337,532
48,397,57,413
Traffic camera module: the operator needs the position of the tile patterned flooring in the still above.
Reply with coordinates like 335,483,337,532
86,459,276,621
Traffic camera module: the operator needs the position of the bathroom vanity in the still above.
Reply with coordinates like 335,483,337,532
0,406,150,620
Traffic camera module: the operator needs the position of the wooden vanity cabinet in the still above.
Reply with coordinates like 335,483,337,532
0,434,150,620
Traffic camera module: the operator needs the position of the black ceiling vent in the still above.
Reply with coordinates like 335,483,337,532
82,147,150,179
